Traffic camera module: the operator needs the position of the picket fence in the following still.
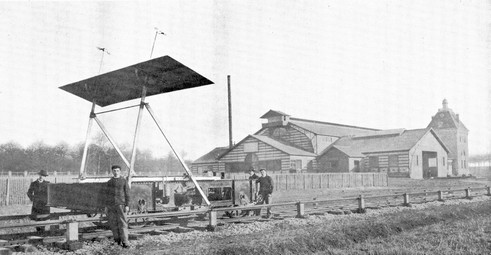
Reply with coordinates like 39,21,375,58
0,175,78,206
0,172,387,206
225,172,388,192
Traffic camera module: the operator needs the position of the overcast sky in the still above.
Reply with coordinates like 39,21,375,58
0,0,490,161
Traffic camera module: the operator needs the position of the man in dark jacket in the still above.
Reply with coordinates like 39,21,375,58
27,170,50,232
256,168,274,217
106,165,130,248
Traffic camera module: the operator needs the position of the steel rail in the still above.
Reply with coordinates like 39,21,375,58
1,185,489,231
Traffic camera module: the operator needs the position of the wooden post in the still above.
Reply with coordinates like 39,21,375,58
296,202,305,218
5,178,10,206
208,211,217,230
66,221,79,241
403,193,410,206
152,182,157,211
437,191,444,201
486,186,491,196
358,195,365,213
465,187,471,199
285,175,288,191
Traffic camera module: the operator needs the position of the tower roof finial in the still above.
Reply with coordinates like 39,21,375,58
442,98,448,110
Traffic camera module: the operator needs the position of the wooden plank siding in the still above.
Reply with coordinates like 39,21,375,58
219,136,291,173
362,152,410,177
256,125,314,153
285,126,315,153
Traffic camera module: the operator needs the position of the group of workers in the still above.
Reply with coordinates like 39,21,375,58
26,165,275,249
27,165,131,248
240,168,274,217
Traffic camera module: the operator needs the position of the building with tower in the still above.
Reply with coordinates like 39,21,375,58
192,100,465,179
427,99,469,176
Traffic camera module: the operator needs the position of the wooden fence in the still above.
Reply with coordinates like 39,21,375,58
0,173,387,206
226,173,388,191
0,175,78,206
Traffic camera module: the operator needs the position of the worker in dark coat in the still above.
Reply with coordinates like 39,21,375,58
106,165,130,248
248,167,261,216
256,168,274,218
27,170,50,232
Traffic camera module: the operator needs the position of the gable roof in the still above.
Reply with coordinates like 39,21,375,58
320,128,449,157
193,147,229,163
260,110,290,119
289,117,379,137
331,145,365,158
218,134,316,159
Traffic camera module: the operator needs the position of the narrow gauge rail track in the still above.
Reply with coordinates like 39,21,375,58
0,186,489,252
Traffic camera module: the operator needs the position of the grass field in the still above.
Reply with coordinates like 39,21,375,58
136,197,491,255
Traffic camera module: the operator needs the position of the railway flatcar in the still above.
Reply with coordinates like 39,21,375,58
46,176,257,217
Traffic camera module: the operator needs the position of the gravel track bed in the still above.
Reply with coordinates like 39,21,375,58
28,195,491,255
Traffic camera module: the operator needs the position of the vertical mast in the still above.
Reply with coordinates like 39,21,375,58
228,75,233,148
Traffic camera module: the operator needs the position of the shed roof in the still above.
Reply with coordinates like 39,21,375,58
60,56,213,107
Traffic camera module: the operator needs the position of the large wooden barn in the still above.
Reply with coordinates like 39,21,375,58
191,100,468,179
192,110,380,174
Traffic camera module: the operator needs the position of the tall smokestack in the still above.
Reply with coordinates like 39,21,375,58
227,75,233,148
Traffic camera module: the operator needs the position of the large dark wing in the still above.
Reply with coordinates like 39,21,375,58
60,56,214,107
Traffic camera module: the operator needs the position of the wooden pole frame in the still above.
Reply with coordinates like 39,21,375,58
93,116,130,168
79,103,96,178
77,85,211,205
145,103,211,206
128,86,147,187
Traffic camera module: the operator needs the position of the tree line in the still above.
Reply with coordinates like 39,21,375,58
0,139,191,176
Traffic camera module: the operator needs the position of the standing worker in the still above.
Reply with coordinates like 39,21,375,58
106,165,130,248
27,170,51,232
248,167,260,216
256,168,274,218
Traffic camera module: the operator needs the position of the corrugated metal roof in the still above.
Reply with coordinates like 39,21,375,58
193,147,229,163
289,118,379,137
250,135,317,156
60,56,213,107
